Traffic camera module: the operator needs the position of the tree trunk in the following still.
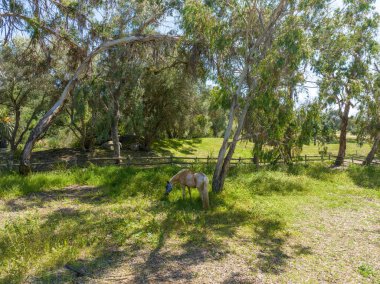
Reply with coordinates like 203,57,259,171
11,107,21,149
253,143,262,168
7,107,20,171
334,100,351,167
363,131,380,165
111,98,121,164
7,145,16,171
212,94,237,192
212,61,251,193
19,34,177,175
213,101,250,193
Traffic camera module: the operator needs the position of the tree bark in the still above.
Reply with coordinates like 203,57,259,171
212,60,250,193
213,101,251,193
253,143,262,168
111,97,121,164
212,92,238,192
363,131,380,165
7,146,15,171
334,100,351,167
7,107,20,170
19,34,178,175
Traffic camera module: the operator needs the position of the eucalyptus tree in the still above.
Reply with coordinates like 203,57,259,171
65,80,105,151
96,47,143,162
208,87,228,137
357,65,380,165
128,64,197,150
0,116,11,149
182,0,313,192
0,0,179,174
0,40,54,166
245,83,298,165
311,1,379,166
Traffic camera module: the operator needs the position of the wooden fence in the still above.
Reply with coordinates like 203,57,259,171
0,154,379,172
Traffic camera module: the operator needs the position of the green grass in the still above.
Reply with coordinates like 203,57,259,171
152,137,254,158
301,142,371,156
358,264,377,278
152,137,372,158
0,164,379,283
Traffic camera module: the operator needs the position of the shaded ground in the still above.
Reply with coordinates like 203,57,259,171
0,147,160,170
0,165,379,283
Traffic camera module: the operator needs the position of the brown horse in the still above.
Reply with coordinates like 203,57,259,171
165,169,209,209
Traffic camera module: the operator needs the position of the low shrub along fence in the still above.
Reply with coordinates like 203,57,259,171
0,154,379,172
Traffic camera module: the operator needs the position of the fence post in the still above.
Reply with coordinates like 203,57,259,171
329,154,331,161
238,157,241,165
351,156,354,164
207,155,210,165
305,154,307,164
170,155,173,166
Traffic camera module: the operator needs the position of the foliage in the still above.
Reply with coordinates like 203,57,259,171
356,66,380,144
0,39,55,154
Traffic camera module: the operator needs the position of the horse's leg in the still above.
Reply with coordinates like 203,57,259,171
181,184,186,200
188,186,192,199
198,187,204,205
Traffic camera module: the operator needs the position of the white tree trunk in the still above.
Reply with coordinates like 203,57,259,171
212,64,249,192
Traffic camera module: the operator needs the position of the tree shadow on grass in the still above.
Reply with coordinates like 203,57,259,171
0,206,140,283
247,174,307,195
347,166,380,189
0,167,312,283
0,174,71,199
2,192,250,283
291,244,313,256
3,185,104,211
153,138,202,156
1,165,184,210
221,272,258,284
252,218,291,274
286,163,341,182
98,166,185,200
129,196,252,283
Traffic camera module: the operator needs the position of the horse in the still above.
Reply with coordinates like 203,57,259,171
165,169,209,209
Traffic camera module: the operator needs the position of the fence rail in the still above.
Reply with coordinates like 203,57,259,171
0,153,379,172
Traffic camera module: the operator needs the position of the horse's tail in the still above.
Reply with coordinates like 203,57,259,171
202,176,209,209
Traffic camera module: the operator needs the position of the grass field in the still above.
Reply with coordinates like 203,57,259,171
0,164,379,283
152,138,372,158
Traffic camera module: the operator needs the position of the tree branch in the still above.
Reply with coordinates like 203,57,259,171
0,12,82,50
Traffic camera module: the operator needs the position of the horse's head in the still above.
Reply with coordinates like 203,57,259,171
165,181,173,195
